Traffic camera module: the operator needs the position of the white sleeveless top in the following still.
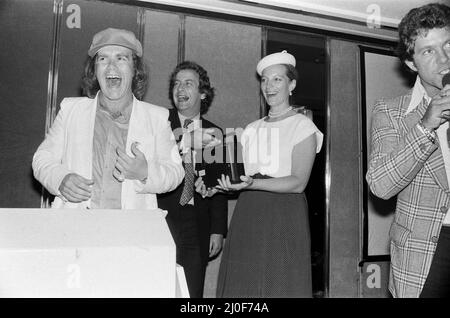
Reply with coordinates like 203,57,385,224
241,113,323,178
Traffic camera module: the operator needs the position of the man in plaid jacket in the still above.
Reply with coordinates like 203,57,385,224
366,3,450,297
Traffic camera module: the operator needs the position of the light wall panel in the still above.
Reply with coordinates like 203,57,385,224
142,10,180,107
184,17,262,132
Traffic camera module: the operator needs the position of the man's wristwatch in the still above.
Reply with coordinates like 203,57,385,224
418,120,437,144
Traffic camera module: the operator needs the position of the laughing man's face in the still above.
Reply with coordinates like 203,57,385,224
95,45,134,103
172,69,205,117
405,27,450,97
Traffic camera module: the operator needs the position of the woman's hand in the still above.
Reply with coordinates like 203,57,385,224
216,174,253,192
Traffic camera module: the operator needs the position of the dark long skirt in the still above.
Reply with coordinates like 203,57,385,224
216,189,312,298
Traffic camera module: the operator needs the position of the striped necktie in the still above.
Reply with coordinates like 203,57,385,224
179,119,195,205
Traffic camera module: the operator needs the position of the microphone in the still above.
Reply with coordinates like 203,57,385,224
443,73,450,87
442,73,450,124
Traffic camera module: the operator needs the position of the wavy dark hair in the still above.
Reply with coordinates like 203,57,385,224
397,3,450,63
81,53,148,100
168,61,215,115
283,64,299,82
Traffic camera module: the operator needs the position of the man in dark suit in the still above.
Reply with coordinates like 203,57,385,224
158,61,228,298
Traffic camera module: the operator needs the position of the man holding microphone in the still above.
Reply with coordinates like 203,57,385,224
366,3,450,298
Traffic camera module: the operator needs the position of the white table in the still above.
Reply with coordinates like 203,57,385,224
0,208,188,297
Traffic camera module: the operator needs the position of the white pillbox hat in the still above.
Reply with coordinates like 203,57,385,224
256,50,296,76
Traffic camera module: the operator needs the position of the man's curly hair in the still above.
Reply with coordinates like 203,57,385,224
397,3,450,63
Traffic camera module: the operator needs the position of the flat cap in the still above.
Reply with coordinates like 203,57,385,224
256,50,296,76
88,28,143,57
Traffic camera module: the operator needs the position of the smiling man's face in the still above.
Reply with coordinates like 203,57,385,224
405,27,450,97
172,69,205,117
95,45,135,103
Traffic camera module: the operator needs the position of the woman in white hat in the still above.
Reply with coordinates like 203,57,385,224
215,51,323,297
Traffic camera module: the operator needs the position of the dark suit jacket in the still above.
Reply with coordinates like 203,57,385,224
158,108,228,266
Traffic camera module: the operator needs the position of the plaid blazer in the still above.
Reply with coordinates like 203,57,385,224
366,90,450,298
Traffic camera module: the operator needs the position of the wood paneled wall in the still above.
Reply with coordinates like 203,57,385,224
328,39,362,297
0,0,54,208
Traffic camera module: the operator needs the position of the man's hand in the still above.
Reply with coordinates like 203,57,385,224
114,142,148,182
209,233,224,258
185,128,221,150
58,173,94,203
422,85,450,129
195,176,219,198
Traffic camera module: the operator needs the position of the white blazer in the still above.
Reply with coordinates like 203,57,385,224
32,94,184,210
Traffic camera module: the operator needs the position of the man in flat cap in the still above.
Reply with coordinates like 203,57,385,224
33,28,184,210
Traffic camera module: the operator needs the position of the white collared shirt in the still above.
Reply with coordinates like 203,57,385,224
178,113,201,153
178,113,201,130
406,76,450,225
